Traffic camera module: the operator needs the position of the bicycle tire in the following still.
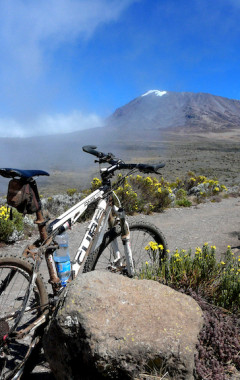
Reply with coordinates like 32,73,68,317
0,256,48,380
83,220,168,275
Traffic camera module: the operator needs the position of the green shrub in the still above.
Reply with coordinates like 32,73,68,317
0,206,24,243
176,188,187,200
175,198,192,207
66,188,77,196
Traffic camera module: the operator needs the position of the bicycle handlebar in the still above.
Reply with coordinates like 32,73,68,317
118,163,165,174
82,145,165,174
82,145,104,158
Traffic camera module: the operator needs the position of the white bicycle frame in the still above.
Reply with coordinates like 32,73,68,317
48,187,135,279
16,185,135,342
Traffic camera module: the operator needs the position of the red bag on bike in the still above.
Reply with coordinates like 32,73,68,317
7,179,40,214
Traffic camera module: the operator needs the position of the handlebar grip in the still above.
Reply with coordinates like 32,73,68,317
137,163,165,173
153,163,165,171
82,145,104,158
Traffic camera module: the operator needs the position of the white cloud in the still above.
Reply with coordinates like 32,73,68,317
0,0,136,77
0,111,103,138
0,0,137,136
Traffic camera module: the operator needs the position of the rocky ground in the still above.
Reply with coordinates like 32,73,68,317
123,130,240,188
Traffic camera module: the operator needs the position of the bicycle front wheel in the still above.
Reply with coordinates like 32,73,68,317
83,220,168,276
0,256,48,380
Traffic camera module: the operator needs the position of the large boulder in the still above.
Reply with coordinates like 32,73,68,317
43,271,203,380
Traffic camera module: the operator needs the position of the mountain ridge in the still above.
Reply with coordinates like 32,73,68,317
105,90,240,132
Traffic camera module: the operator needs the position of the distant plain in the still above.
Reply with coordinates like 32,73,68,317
34,129,240,195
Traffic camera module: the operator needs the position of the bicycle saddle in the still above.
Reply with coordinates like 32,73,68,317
0,168,50,179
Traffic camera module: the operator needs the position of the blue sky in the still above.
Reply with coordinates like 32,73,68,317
0,0,240,137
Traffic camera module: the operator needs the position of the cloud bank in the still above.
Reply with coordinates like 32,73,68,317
0,111,103,138
0,0,136,77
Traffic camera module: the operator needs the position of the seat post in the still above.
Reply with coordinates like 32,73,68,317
30,178,48,242
31,179,60,285
35,209,48,242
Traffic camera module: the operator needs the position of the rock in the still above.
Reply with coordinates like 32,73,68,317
41,193,83,216
43,271,203,380
188,182,209,196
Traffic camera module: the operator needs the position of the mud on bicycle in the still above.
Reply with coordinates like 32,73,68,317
0,145,168,379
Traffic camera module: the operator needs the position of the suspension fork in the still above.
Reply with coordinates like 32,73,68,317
111,206,135,277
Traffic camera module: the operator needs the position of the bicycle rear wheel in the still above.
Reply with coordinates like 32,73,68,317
83,220,168,276
0,256,48,380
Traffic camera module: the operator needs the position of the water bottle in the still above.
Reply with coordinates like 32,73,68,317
53,231,71,286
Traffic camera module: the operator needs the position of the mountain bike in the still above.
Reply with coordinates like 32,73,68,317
0,145,167,379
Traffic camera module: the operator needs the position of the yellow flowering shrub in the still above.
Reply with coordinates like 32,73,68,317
85,174,173,215
184,172,227,196
91,177,102,191
81,177,102,198
122,175,172,214
84,171,228,215
66,188,77,196
0,205,24,243
213,246,240,310
115,182,139,214
139,243,240,313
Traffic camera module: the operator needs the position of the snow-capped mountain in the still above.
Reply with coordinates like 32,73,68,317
106,90,240,131
0,90,240,189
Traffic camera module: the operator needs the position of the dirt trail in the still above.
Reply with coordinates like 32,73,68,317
1,196,240,264
68,196,240,259
138,196,240,256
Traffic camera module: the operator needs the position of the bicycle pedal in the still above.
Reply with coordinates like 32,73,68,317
107,265,118,272
121,268,128,275
107,264,128,275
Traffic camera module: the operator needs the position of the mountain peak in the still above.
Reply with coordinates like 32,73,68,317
141,90,167,97
106,90,240,132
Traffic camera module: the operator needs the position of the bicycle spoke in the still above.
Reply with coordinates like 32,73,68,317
84,221,168,276
0,268,17,295
0,258,48,379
